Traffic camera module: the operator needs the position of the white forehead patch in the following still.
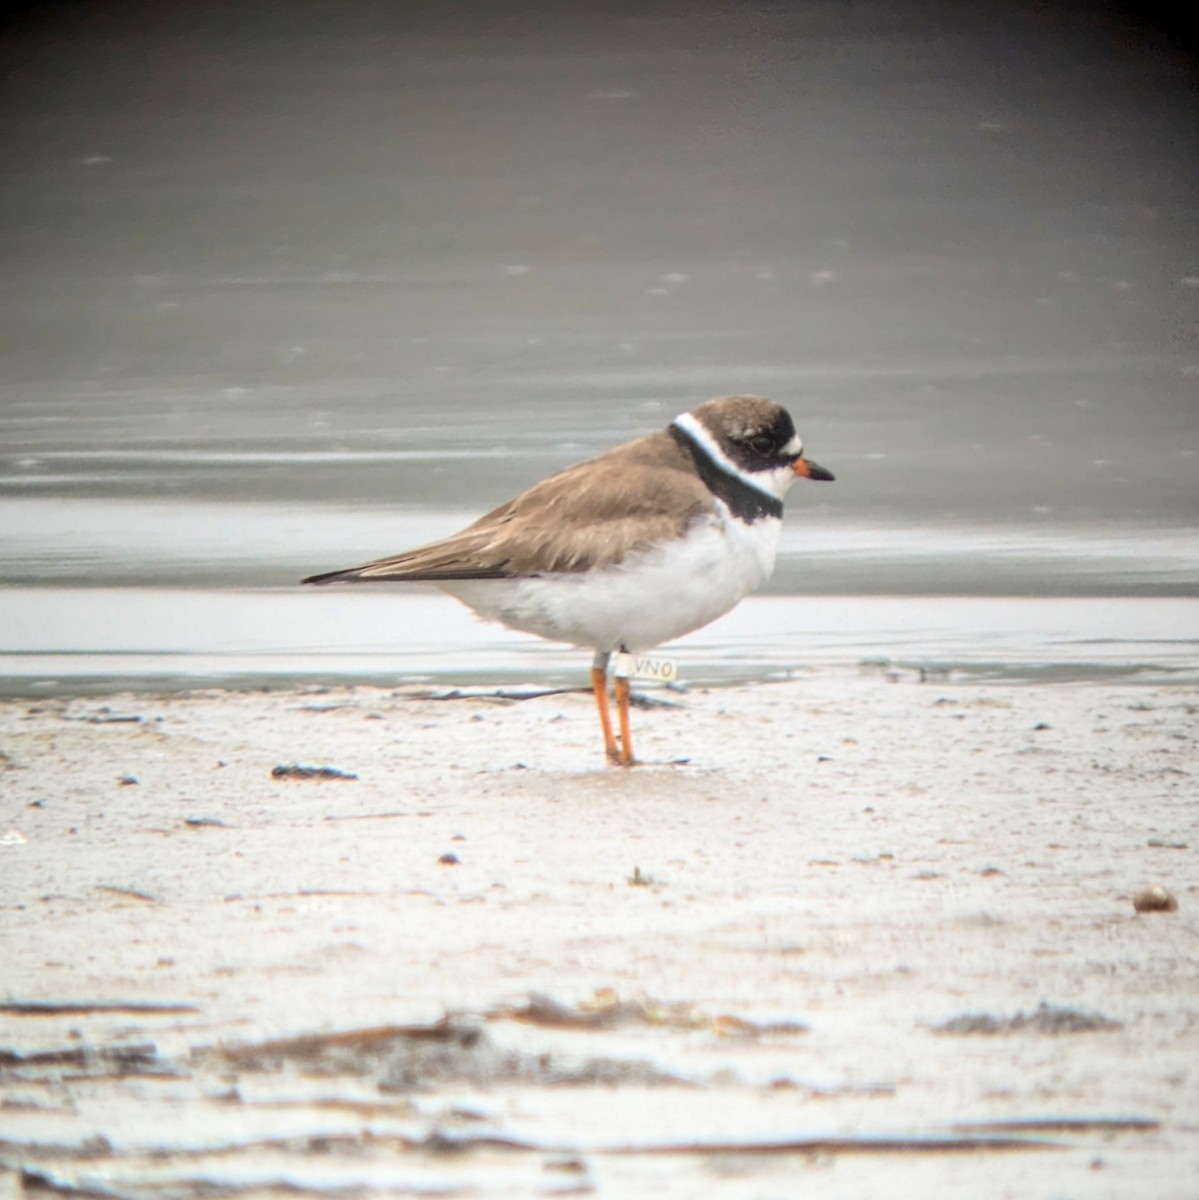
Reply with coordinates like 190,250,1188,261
782,433,802,457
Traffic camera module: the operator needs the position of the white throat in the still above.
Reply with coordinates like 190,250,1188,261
671,411,797,502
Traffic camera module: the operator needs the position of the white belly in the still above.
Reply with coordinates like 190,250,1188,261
439,507,780,653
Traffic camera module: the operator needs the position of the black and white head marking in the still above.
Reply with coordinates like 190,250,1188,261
670,402,803,521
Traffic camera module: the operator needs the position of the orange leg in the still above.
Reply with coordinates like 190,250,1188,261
613,673,635,767
591,654,620,765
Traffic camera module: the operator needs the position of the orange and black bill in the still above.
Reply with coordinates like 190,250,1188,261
793,456,835,482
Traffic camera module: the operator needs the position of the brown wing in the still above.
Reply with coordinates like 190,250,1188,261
303,430,716,584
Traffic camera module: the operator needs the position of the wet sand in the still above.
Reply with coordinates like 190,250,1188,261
1,671,1196,1196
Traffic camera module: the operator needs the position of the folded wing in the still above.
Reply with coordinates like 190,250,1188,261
304,435,715,584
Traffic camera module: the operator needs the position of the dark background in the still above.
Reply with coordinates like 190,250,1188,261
1,0,1196,582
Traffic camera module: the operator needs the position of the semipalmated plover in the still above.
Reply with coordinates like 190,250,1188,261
304,394,833,765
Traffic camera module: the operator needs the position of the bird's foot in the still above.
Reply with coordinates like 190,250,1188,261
606,744,638,768
610,754,690,768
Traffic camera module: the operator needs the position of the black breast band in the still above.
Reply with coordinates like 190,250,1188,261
668,425,783,523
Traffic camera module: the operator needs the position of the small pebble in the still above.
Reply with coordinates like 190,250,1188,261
438,852,461,866
1132,884,1178,914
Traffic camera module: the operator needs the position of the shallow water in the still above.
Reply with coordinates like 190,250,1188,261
2,590,1196,697
1,1,1196,694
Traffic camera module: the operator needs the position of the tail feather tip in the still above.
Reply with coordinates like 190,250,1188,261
302,569,353,586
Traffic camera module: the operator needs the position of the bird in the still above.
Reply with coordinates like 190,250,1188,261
303,394,834,766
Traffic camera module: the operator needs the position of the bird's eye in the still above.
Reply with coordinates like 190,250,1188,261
748,434,775,456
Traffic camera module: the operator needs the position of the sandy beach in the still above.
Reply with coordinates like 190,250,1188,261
2,670,1196,1197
